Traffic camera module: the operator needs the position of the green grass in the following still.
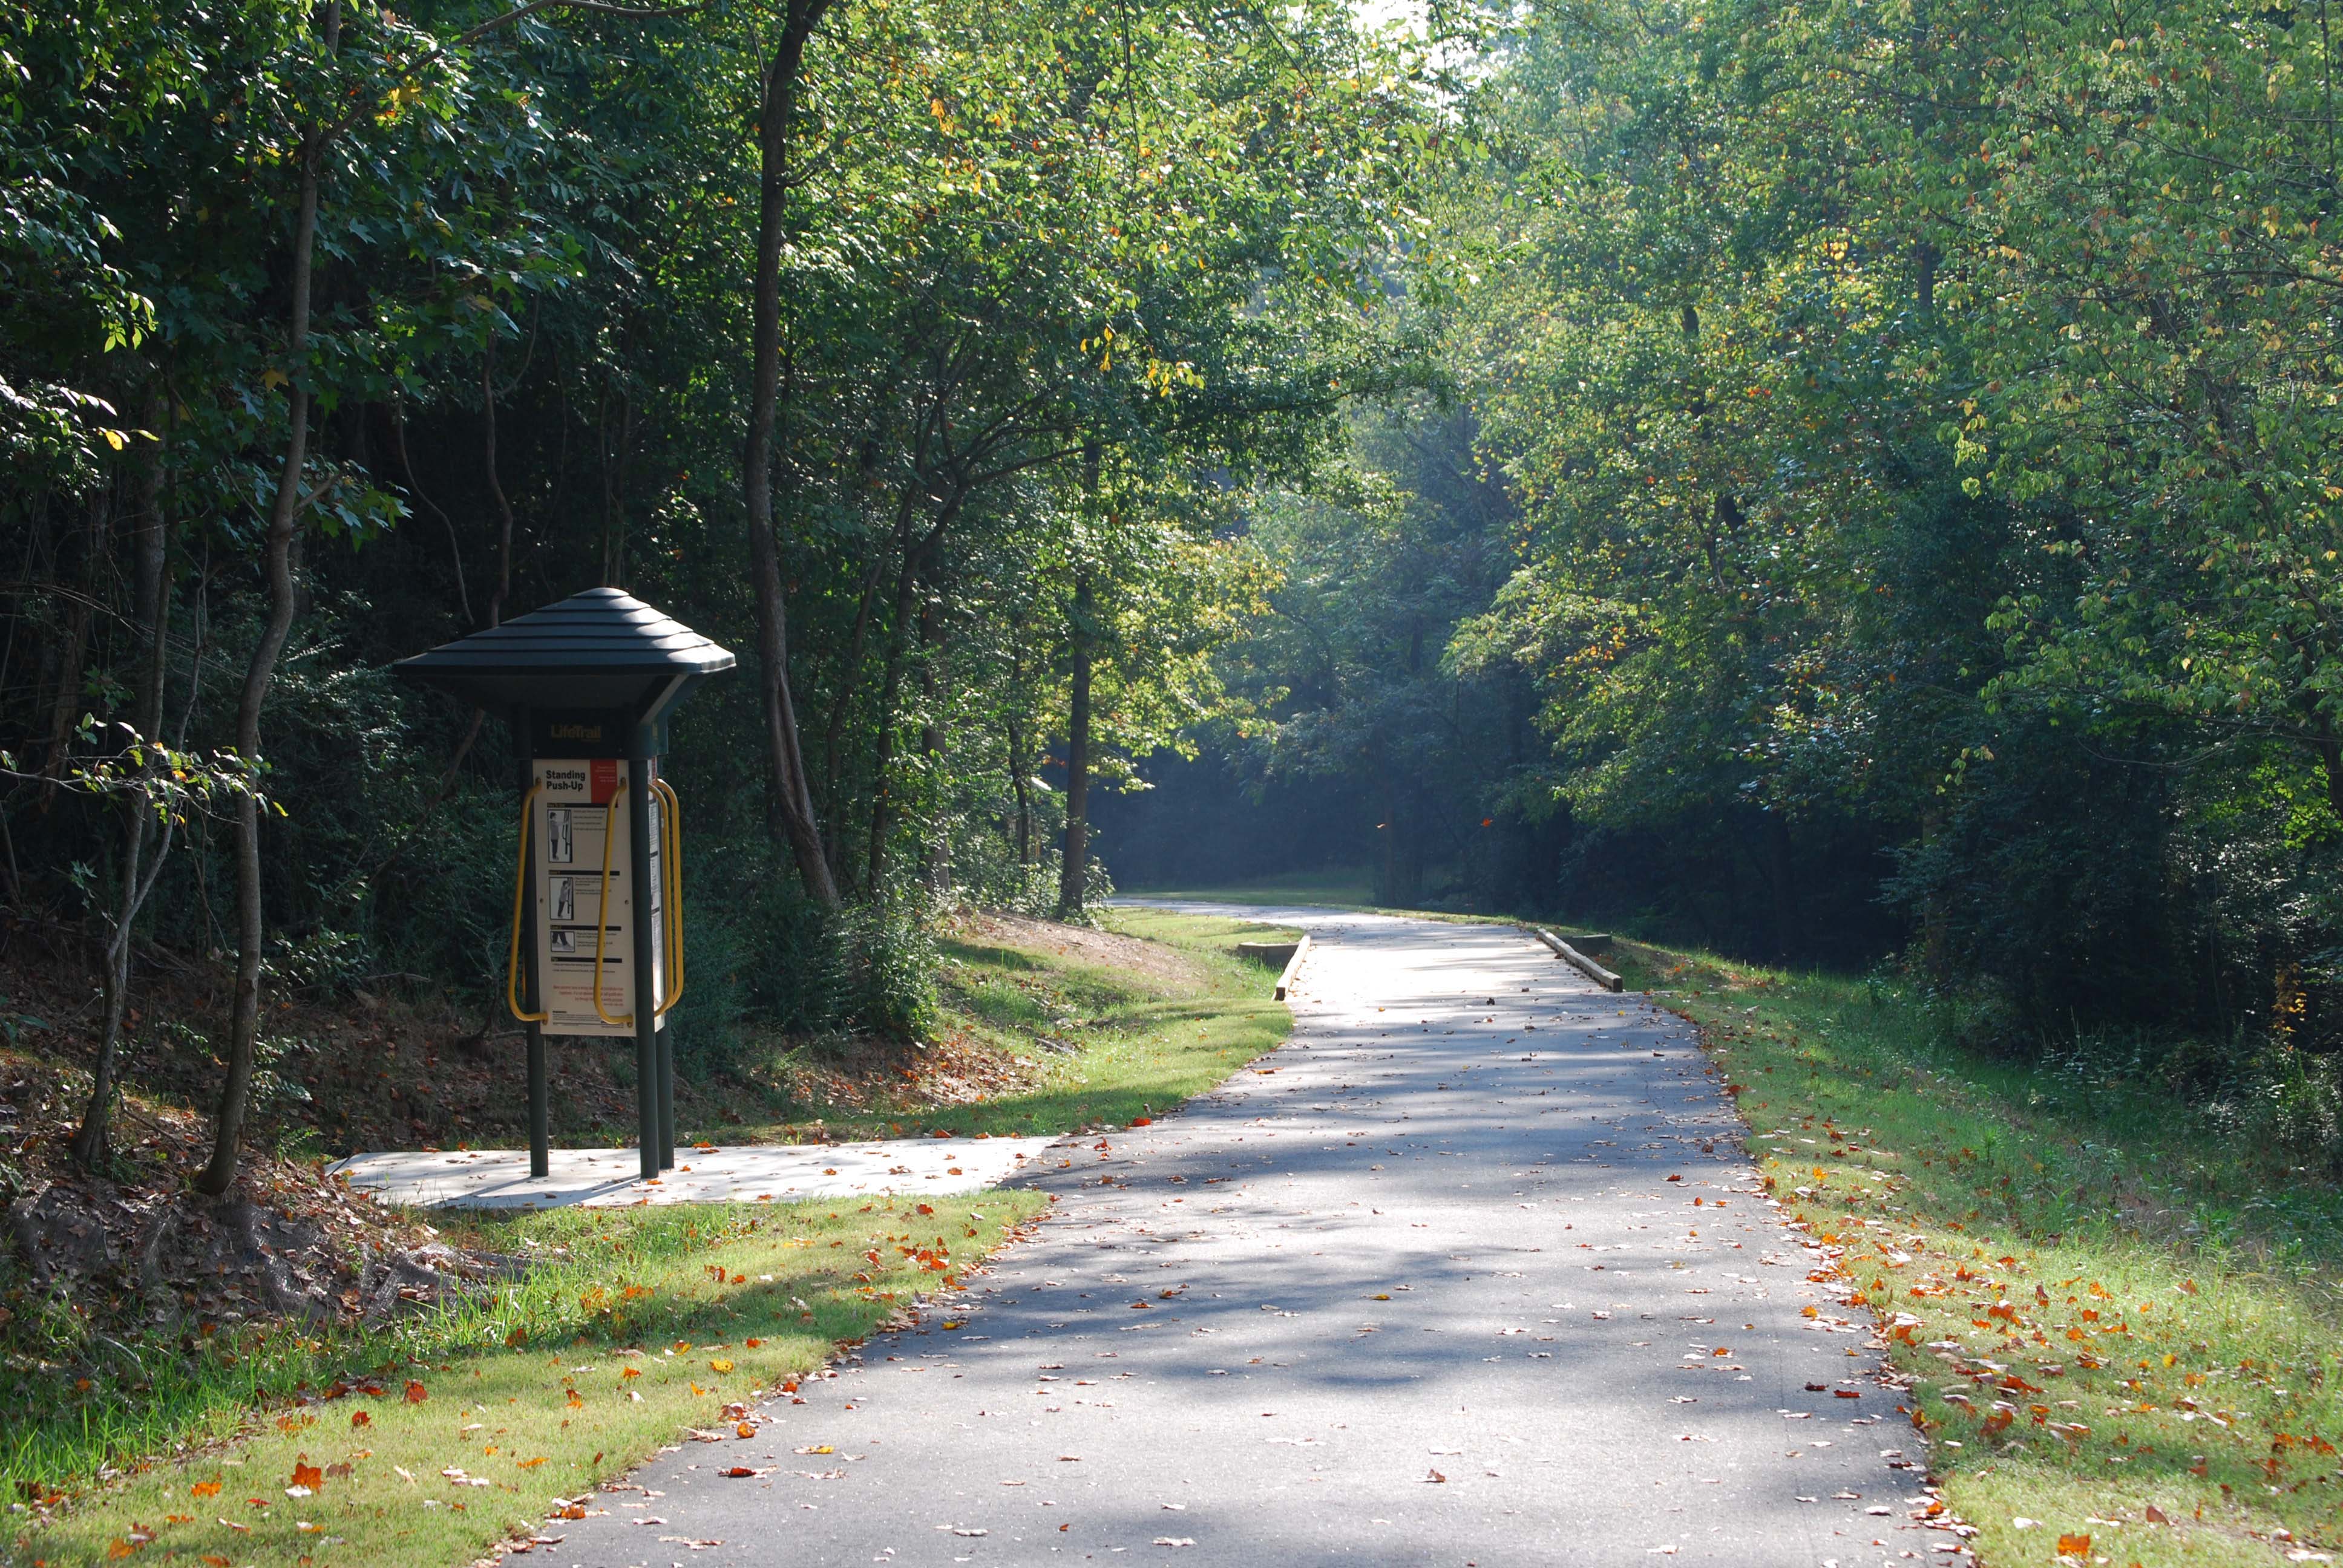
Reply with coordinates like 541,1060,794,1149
1617,935,2343,1567
725,908,1296,1143
15,1191,1047,1567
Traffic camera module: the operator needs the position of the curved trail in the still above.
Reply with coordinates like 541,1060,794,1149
558,904,1926,1568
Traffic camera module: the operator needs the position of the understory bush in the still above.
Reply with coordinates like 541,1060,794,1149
838,893,940,1042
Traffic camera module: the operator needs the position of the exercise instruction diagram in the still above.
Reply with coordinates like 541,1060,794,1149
532,757,665,1035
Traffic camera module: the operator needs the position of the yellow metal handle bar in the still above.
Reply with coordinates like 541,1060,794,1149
506,783,551,1023
592,781,632,1028
652,777,685,1019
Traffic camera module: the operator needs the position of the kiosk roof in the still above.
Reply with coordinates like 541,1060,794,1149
392,586,736,711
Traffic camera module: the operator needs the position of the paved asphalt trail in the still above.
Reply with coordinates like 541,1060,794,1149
557,905,1938,1568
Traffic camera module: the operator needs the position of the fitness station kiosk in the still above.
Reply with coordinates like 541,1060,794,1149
393,587,735,1182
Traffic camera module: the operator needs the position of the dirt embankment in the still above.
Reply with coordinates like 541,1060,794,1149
957,910,1208,990
0,908,1198,1364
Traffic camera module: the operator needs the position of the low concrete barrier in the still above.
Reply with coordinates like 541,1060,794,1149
1529,926,1624,991
1274,934,1312,1001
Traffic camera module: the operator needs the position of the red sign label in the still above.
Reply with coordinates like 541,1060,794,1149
590,759,619,803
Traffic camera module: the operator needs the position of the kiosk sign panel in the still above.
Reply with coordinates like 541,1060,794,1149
532,757,664,1035
393,586,731,1181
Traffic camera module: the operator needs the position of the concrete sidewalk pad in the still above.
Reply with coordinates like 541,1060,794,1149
326,1134,1065,1210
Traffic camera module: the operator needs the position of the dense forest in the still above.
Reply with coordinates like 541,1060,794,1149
0,0,1428,1180
10,0,2343,1188
1116,0,2343,1063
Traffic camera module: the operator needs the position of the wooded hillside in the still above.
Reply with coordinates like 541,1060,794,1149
0,0,1429,1181
15,0,2343,1186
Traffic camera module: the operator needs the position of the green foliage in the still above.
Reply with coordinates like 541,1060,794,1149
0,0,1432,1140
1133,0,2343,1060
837,892,940,1042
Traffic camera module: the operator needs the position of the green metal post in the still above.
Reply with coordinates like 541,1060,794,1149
654,766,675,1169
517,707,549,1180
628,756,660,1181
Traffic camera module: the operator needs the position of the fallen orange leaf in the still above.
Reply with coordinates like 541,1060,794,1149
404,1380,428,1404
518,1457,548,1469
351,1410,372,1428
290,1462,323,1491
191,1481,221,1500
2056,1534,2090,1556
709,1359,735,1374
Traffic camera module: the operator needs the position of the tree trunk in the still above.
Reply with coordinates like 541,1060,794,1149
919,602,949,895
75,803,148,1171
819,525,898,852
1056,569,1094,918
483,338,517,627
392,400,470,625
598,363,635,586
1372,765,1392,903
38,493,105,796
865,531,933,895
744,1,841,909
1400,777,1426,905
199,7,338,1197
71,393,173,1170
2315,724,2343,831
1006,710,1032,865
1767,809,1795,962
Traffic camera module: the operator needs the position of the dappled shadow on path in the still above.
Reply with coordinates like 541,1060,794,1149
557,907,1927,1568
